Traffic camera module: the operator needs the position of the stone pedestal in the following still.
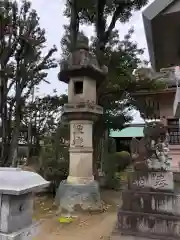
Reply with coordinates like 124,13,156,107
56,115,102,213
56,107,103,213
68,120,94,183
56,119,101,213
116,122,180,239
117,169,180,239
56,180,101,213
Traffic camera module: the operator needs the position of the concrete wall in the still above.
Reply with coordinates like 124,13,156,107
159,92,175,120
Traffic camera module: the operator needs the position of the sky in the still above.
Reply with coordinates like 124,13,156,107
28,0,154,122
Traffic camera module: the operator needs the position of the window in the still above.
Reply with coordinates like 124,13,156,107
74,81,83,94
167,119,180,145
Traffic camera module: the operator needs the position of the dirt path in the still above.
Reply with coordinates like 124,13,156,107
35,191,120,240
37,211,116,240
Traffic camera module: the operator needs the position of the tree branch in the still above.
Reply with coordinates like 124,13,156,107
104,5,123,46
33,47,57,72
96,0,106,41
69,0,79,50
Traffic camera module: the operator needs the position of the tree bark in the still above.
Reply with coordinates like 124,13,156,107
0,66,9,166
8,77,21,167
70,0,79,51
9,102,21,167
93,122,104,180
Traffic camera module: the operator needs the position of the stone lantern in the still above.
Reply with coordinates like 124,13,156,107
57,36,107,213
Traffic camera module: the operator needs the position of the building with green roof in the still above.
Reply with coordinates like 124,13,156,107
109,124,144,152
110,126,144,138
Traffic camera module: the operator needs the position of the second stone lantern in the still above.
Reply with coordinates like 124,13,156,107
57,36,107,213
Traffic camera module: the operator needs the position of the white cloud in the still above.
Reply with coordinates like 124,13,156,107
30,0,68,96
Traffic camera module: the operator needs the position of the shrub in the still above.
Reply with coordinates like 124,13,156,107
39,157,69,195
38,132,69,195
115,151,131,172
102,151,132,189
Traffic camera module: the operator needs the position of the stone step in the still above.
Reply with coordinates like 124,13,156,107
121,190,180,216
118,210,180,240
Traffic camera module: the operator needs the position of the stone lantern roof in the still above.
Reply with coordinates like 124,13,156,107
58,36,107,85
0,168,49,195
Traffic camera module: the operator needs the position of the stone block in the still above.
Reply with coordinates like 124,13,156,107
118,210,180,239
128,171,174,191
55,180,101,213
111,234,152,240
0,221,40,240
0,193,33,233
122,190,180,215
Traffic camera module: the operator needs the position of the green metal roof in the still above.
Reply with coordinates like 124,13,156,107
110,127,144,138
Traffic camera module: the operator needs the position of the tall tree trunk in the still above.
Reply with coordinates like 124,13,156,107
0,65,9,166
93,122,104,180
27,87,35,165
9,105,21,167
8,81,21,167
26,122,32,165
5,105,13,166
70,0,79,51
0,75,4,166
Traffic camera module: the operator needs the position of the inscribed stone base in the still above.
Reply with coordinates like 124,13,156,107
112,222,154,240
0,221,40,240
55,180,101,214
121,190,180,215
118,210,180,239
128,171,174,191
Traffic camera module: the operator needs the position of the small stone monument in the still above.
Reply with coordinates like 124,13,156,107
56,36,107,214
0,167,49,239
117,121,180,239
